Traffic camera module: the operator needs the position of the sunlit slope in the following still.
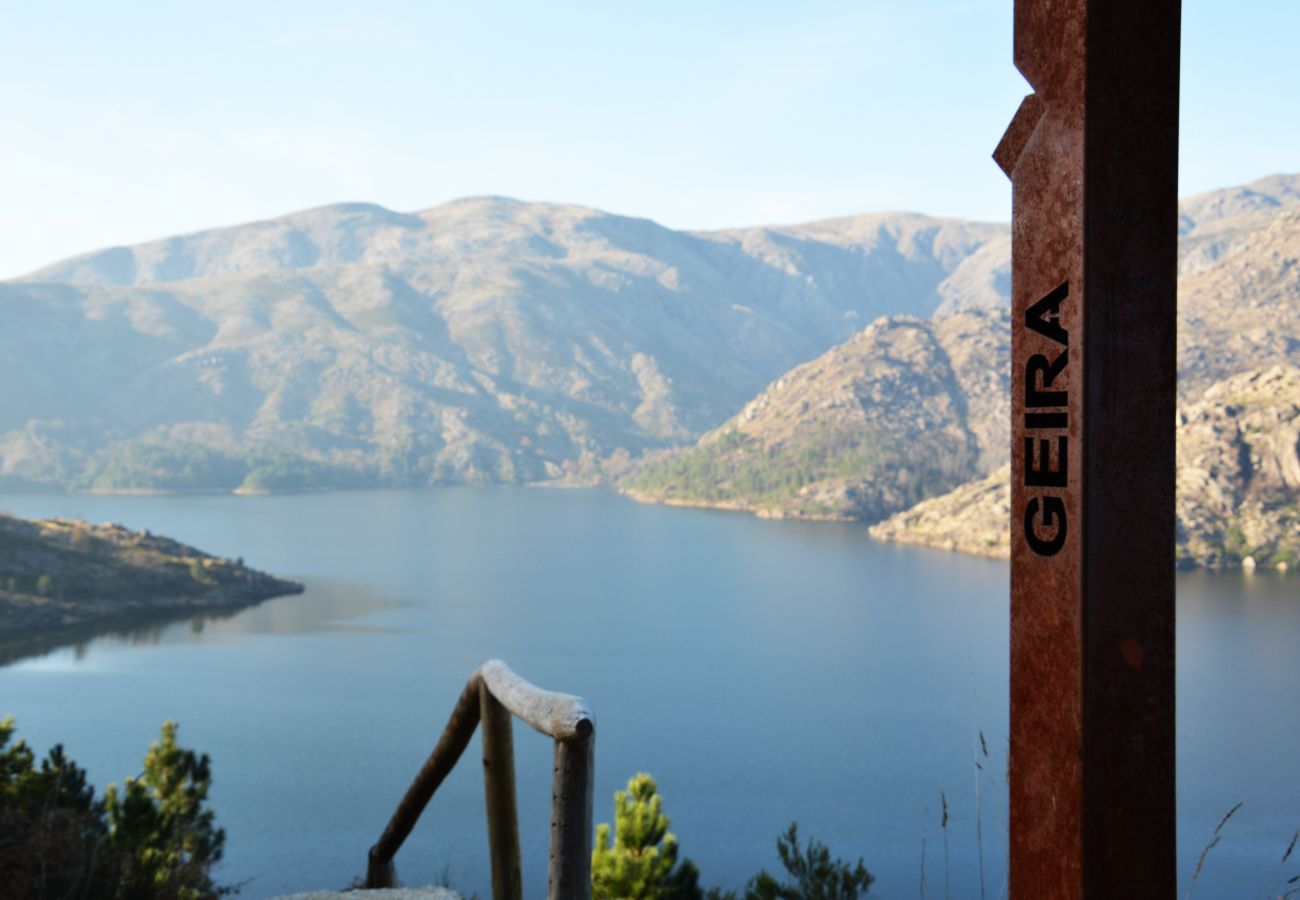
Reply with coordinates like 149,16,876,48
623,310,1009,521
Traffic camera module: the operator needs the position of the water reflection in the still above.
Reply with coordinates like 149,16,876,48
0,579,405,667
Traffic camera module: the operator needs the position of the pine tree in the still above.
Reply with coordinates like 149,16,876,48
745,824,873,900
104,720,226,899
1,717,226,899
592,773,686,900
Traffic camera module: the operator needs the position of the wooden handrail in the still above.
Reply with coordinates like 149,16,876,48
366,660,596,900
479,659,594,741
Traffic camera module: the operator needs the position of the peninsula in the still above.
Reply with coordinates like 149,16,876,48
0,514,303,640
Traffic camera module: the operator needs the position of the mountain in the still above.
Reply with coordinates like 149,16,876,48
870,366,1300,570
623,309,1008,520
1178,173,1300,273
627,175,1300,560
3,174,1295,499
0,200,1008,490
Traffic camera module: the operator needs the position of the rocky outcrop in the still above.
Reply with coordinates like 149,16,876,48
1175,366,1300,568
868,465,1011,558
870,366,1300,569
1178,207,1300,397
274,890,461,900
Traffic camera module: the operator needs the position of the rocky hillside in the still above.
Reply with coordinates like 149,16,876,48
623,176,1299,521
867,465,1012,558
1178,205,1300,396
1176,366,1300,568
1177,172,1300,275
623,310,1009,521
0,515,302,638
0,200,1008,491
871,367,1300,570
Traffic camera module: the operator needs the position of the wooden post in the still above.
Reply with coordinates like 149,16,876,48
367,660,594,894
481,681,523,900
995,1,1180,897
367,675,482,887
548,733,594,900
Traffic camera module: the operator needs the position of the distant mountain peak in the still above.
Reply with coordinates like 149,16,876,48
1178,171,1300,235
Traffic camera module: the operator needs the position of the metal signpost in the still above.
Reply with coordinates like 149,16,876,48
995,1,1181,896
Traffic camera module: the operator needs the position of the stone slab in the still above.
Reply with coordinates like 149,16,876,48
273,888,462,900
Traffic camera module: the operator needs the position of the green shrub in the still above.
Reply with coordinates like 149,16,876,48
0,718,109,896
1224,524,1251,560
187,559,215,587
744,824,874,900
594,774,873,900
592,773,691,899
0,716,227,899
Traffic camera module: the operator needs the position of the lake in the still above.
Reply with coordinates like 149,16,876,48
0,488,1294,899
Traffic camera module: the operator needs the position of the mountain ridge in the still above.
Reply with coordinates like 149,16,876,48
3,173,1297,501
1,198,1015,491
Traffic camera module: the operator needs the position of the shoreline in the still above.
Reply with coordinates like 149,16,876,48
0,514,305,648
0,586,305,666
2,484,1285,575
619,488,857,522
0,579,306,644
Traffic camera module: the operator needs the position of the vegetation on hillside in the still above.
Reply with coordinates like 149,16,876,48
626,430,888,510
81,440,366,494
625,428,975,520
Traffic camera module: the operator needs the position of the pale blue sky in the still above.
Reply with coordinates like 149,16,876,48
1,0,1296,278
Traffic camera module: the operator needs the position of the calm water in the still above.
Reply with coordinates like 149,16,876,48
0,488,1294,899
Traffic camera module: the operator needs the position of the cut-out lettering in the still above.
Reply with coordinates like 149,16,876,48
1024,496,1067,556
1025,352,1068,408
1025,280,1069,346
1025,436,1068,488
1020,280,1071,555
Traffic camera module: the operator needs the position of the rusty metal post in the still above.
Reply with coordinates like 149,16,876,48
995,2,1180,898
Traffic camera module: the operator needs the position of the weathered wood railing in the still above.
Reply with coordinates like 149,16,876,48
365,659,595,900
